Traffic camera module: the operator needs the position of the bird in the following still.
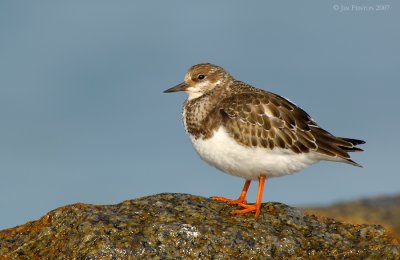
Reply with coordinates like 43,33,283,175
164,63,365,218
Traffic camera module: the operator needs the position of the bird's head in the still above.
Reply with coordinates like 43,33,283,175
164,63,233,100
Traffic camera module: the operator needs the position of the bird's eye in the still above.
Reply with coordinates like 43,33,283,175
197,74,205,80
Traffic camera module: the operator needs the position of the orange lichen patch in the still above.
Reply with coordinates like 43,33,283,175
190,196,203,203
0,215,49,238
0,203,90,238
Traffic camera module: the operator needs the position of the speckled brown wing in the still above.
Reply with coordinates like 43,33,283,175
214,91,364,166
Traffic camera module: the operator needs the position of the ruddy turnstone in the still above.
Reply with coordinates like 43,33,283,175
164,63,364,218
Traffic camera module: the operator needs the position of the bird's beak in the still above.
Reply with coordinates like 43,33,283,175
163,82,188,93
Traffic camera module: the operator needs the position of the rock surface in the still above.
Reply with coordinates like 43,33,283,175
305,194,400,241
1,193,399,258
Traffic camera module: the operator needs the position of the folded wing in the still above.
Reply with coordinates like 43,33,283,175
210,91,364,167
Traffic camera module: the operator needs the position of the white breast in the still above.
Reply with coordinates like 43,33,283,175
189,126,321,180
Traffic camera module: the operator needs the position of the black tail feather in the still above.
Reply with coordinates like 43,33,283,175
340,138,366,146
338,137,365,153
346,158,363,168
339,146,364,152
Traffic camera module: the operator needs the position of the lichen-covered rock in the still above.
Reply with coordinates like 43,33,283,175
306,194,400,242
0,193,399,258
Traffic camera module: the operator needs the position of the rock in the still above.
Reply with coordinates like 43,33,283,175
1,193,399,258
305,194,400,242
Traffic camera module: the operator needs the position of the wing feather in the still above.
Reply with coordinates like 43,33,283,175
212,91,364,165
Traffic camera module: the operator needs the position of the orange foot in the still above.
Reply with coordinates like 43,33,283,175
231,176,266,219
212,196,246,205
212,180,251,205
232,203,261,218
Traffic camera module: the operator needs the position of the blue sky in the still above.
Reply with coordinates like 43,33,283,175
0,1,399,229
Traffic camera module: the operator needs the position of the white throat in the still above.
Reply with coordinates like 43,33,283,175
185,86,204,100
185,80,222,101
185,83,207,100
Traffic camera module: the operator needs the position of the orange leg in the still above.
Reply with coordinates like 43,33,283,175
212,180,251,205
233,175,266,218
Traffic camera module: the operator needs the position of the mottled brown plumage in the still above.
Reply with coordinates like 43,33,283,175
168,63,364,166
